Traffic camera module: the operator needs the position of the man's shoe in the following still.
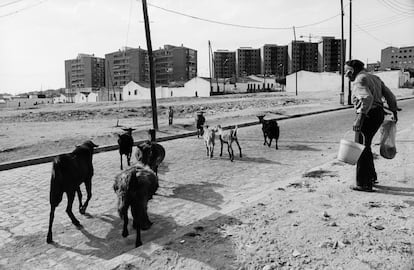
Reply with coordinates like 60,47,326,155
350,185,374,192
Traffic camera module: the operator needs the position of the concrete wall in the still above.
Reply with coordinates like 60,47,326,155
374,70,409,89
286,71,341,92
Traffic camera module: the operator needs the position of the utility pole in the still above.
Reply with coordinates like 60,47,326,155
340,0,345,105
208,41,213,94
293,26,298,96
347,0,352,105
141,0,158,131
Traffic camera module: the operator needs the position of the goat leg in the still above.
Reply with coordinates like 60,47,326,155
267,138,272,148
120,154,123,170
76,187,83,213
235,139,242,158
227,144,234,162
263,133,267,145
65,192,81,227
121,208,129,237
127,153,131,166
80,179,92,214
220,141,224,157
276,140,278,150
46,206,56,243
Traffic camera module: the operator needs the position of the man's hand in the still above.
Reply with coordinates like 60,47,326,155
392,111,398,123
353,113,366,132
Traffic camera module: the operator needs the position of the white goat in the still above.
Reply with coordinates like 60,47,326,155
215,125,242,162
202,125,215,159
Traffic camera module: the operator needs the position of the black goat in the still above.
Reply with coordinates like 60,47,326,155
47,140,99,244
113,165,158,247
135,141,166,175
118,128,135,170
257,115,279,149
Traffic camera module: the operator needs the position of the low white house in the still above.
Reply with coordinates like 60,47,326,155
53,94,68,104
74,92,98,103
123,81,163,101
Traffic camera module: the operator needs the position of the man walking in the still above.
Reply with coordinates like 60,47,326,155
345,59,398,192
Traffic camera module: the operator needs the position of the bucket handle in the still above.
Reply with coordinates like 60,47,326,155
343,130,365,144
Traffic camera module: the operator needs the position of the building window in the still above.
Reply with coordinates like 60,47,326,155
134,90,137,95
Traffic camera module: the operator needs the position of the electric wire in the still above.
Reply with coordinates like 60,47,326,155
147,2,343,30
0,0,25,8
0,0,48,18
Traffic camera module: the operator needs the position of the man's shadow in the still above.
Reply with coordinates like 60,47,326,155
374,184,414,197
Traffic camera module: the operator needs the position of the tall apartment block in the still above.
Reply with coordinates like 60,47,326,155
262,44,288,77
213,50,237,79
237,47,261,77
105,47,148,89
317,36,345,72
381,46,414,70
153,44,197,85
64,54,105,90
288,41,319,74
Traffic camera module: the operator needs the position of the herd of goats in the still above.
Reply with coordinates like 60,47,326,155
46,115,280,248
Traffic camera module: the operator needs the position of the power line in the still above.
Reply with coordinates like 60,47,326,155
0,0,48,18
377,0,414,15
147,2,342,30
0,0,26,8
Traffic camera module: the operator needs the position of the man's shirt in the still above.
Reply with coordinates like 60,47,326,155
351,71,397,114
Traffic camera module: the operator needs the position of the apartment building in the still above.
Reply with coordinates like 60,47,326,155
237,47,261,77
213,50,237,79
381,45,414,70
288,41,319,74
317,36,345,72
64,54,105,90
153,44,197,85
105,47,148,89
262,44,288,77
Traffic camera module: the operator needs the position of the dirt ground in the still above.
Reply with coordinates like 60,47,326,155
0,91,329,164
1,90,413,270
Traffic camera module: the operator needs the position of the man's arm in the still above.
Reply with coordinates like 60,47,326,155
381,81,398,122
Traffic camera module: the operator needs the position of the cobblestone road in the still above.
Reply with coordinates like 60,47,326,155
0,99,413,270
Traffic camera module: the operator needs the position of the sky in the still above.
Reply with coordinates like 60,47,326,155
1,0,413,95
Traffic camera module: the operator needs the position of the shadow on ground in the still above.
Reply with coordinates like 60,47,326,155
163,182,225,210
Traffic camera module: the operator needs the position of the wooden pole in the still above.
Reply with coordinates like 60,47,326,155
340,0,345,105
347,0,352,105
293,26,298,96
141,0,158,131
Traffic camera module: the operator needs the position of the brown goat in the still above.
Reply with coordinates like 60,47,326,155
113,165,158,247
216,125,242,162
135,141,165,175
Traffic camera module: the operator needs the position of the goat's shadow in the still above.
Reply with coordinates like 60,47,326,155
283,144,321,151
51,212,179,260
374,184,414,197
162,182,224,210
231,155,282,165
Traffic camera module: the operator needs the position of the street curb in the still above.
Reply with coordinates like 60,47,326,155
1,95,412,172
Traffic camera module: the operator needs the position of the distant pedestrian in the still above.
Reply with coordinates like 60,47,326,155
345,59,398,192
196,111,205,138
168,106,174,126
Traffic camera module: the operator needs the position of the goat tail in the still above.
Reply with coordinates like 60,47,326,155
233,125,239,137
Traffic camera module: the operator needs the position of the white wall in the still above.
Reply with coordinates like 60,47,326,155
286,71,342,92
374,70,409,89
